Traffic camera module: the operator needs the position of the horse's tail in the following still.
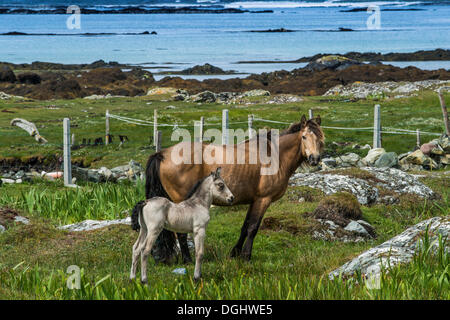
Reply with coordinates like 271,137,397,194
145,152,169,200
131,200,146,231
141,151,176,263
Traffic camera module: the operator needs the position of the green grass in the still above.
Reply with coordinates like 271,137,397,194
0,91,449,299
1,90,449,169
0,174,448,299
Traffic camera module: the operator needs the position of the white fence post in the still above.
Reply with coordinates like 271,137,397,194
153,109,158,146
194,117,204,143
373,104,381,148
155,130,162,152
416,129,421,148
105,109,110,145
308,109,314,120
222,109,229,145
248,114,254,139
63,118,73,186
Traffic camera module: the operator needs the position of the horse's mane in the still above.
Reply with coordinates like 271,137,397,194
185,176,209,199
282,119,324,142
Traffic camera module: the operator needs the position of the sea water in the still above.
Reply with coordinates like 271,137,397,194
0,1,448,76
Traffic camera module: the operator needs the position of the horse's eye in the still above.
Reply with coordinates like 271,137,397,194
218,183,224,190
302,136,306,140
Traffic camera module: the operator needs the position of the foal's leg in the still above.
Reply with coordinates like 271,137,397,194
177,233,193,264
140,229,160,284
241,197,271,261
130,228,147,281
230,203,254,257
193,227,206,281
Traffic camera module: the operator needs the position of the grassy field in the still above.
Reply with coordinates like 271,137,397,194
1,90,449,169
0,89,449,299
0,174,448,299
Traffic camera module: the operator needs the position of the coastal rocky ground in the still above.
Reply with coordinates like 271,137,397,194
1,49,449,100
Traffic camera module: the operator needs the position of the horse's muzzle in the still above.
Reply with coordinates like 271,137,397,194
227,196,234,204
308,155,320,166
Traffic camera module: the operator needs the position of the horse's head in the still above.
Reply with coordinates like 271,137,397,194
298,114,325,166
210,167,234,204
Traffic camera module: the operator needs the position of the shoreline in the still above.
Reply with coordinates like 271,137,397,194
1,50,450,100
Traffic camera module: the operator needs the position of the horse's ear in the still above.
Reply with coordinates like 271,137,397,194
315,115,321,125
214,167,222,179
300,115,307,127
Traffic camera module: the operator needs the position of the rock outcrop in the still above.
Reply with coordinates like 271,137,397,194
329,216,449,280
290,167,435,205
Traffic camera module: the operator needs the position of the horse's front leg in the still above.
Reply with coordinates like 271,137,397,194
241,197,271,261
193,227,206,281
230,203,254,257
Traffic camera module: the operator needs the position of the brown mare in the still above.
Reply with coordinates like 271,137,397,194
131,114,324,262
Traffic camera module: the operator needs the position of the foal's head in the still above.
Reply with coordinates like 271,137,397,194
285,114,325,166
209,167,234,204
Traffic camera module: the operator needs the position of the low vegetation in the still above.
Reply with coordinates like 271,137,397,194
0,89,448,299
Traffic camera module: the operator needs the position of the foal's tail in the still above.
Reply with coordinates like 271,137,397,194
131,200,146,231
131,152,169,232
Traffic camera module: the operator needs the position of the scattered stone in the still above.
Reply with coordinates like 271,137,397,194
267,94,303,104
290,172,377,205
147,87,178,96
242,89,270,97
362,148,385,165
59,217,131,232
374,152,398,168
290,167,435,204
324,80,450,99
190,90,217,103
344,221,370,236
335,153,361,167
329,216,449,280
0,225,5,233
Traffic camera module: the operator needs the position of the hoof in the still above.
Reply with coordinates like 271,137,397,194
183,257,193,265
141,279,148,285
194,276,201,282
230,247,241,258
241,252,252,261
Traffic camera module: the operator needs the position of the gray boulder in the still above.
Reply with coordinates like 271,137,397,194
374,152,398,168
329,216,449,280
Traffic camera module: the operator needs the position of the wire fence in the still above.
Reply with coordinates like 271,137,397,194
108,111,443,137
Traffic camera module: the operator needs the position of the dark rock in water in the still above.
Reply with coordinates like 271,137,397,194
249,28,295,33
17,72,41,85
338,27,354,32
180,63,233,75
1,31,27,35
0,65,16,82
304,55,362,72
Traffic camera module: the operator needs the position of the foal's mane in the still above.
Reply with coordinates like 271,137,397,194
185,176,209,200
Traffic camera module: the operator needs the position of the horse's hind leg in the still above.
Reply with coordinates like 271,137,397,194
130,228,147,281
140,229,160,284
177,233,193,264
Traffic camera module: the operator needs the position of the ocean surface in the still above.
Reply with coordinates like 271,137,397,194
0,1,449,77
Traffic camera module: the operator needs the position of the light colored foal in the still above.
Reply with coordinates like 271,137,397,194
130,167,234,284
